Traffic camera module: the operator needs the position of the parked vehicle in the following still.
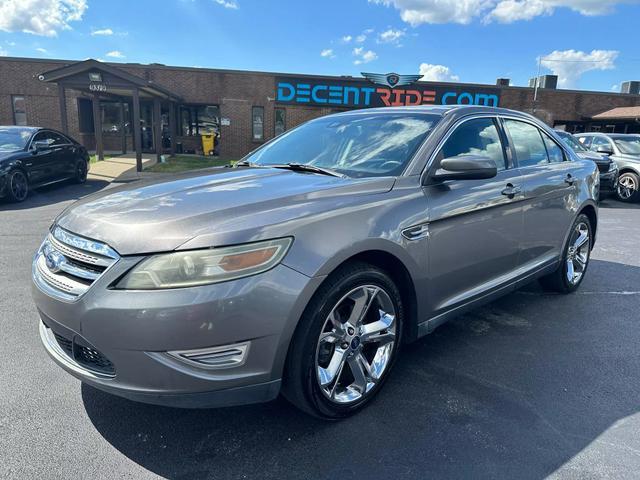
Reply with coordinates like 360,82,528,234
32,106,598,419
575,132,640,202
0,126,89,202
555,130,618,197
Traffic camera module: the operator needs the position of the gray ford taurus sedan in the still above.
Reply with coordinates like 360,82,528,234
32,106,599,419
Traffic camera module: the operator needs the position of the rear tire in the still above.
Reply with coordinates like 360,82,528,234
282,262,403,419
5,169,29,202
74,159,88,184
539,213,592,294
616,171,640,203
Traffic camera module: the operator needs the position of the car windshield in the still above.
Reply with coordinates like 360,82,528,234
556,131,587,152
613,136,640,155
242,113,440,177
0,128,31,152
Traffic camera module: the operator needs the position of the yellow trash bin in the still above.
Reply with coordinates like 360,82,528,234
201,134,215,156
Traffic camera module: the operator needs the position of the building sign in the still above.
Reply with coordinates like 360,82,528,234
275,72,500,109
89,83,107,92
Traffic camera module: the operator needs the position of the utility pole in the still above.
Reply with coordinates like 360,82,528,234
532,55,542,113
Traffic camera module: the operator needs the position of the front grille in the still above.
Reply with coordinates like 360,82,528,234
33,226,119,302
47,325,115,376
596,162,610,173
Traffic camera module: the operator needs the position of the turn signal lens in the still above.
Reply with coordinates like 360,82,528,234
116,238,292,290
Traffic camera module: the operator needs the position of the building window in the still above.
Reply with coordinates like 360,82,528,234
274,108,286,136
180,105,220,136
252,106,264,141
101,101,130,134
12,96,27,126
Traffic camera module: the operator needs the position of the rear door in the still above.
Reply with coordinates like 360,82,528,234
503,118,579,265
424,116,524,314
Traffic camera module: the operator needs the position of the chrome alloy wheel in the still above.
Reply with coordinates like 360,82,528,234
617,173,638,200
315,285,396,404
566,221,590,286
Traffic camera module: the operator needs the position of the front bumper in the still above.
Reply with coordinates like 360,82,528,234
599,169,618,194
33,259,322,408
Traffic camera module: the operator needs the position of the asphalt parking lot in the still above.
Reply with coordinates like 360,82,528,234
1,181,639,479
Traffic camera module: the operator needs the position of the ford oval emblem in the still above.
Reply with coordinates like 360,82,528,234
45,250,64,273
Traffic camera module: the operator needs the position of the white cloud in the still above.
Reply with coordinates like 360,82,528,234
0,47,7,56
91,28,113,36
36,47,47,53
419,63,460,81
320,48,335,58
106,50,125,58
0,0,87,37
353,47,378,65
369,0,637,25
356,34,367,43
611,84,619,91
540,49,618,87
342,35,353,43
214,0,239,9
378,28,405,44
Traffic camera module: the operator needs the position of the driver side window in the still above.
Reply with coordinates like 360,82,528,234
439,118,506,171
31,131,56,149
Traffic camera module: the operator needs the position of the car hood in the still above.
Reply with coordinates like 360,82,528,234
613,153,640,162
56,167,396,255
575,150,609,164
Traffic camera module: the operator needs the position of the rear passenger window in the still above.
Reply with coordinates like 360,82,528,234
542,133,565,163
439,118,506,171
503,119,548,168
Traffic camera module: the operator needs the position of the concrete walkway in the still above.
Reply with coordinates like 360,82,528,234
88,153,157,183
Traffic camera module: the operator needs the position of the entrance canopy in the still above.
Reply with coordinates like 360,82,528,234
39,59,182,171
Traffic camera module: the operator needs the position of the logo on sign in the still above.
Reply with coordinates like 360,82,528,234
361,72,423,89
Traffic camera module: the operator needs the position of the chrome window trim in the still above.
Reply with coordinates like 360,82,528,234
419,113,574,184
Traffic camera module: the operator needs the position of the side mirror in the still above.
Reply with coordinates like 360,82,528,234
431,155,498,182
32,140,51,152
595,145,613,156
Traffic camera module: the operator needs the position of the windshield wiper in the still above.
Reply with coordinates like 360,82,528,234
269,163,347,178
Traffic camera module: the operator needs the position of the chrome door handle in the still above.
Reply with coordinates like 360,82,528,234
565,174,576,185
501,184,521,197
402,224,429,241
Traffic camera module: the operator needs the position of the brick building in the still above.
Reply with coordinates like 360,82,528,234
1,56,640,167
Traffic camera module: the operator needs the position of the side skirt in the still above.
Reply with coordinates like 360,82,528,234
416,257,559,338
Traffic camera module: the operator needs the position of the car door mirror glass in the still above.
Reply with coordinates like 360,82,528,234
431,155,498,182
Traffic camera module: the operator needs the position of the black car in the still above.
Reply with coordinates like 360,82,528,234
0,126,89,202
555,130,618,197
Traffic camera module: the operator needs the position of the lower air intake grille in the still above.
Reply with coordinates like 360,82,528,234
48,326,115,377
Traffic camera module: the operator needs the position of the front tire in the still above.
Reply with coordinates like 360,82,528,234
282,262,404,419
616,171,640,203
6,169,29,202
539,213,592,294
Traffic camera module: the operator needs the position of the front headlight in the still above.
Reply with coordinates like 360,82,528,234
116,237,292,290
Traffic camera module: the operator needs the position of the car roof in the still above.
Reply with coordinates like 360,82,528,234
328,105,537,121
0,126,41,132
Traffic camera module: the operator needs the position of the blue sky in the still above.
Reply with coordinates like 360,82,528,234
1,0,640,92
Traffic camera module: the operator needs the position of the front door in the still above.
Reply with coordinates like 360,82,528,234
424,116,524,314
27,130,62,184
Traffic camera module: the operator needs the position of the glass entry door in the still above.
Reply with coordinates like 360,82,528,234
140,101,154,152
